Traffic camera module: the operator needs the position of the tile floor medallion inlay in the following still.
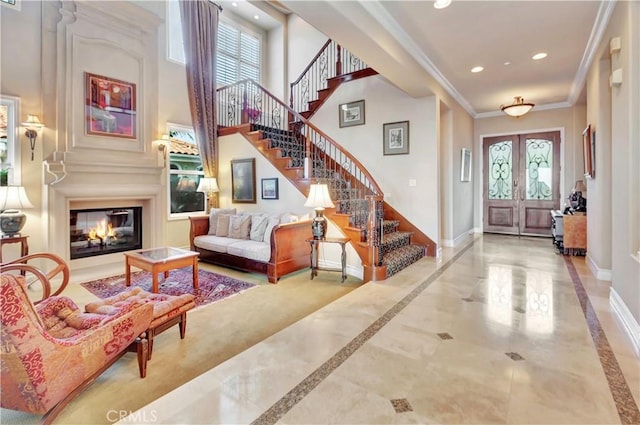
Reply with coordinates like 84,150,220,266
513,306,526,313
461,297,474,302
505,352,525,361
437,332,454,340
390,398,413,413
250,241,476,425
563,256,640,425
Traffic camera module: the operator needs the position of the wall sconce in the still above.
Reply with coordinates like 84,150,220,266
21,114,44,161
153,134,170,167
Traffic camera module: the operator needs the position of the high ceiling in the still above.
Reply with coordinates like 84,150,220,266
277,0,615,118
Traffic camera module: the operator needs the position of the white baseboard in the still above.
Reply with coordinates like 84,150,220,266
586,253,612,281
441,230,474,248
610,288,640,357
319,260,363,280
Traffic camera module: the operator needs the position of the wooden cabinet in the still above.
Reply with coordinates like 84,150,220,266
550,210,586,255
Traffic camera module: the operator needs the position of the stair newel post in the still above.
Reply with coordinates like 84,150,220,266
303,125,312,179
365,195,378,267
336,43,342,76
289,82,294,110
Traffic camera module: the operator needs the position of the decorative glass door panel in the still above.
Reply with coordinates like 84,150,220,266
488,141,513,200
484,131,560,236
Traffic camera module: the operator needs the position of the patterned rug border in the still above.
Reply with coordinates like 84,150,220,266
80,266,257,309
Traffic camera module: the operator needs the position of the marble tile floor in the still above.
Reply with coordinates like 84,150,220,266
120,234,640,425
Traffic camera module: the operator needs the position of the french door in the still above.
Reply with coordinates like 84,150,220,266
483,131,561,236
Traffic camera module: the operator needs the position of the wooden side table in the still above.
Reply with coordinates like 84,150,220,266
0,235,29,275
306,237,349,282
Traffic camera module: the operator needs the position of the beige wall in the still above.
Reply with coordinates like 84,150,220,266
585,1,639,324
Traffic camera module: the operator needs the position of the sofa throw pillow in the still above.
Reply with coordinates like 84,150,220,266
215,214,232,237
263,217,281,244
228,214,252,239
208,208,236,235
280,213,299,224
250,214,269,242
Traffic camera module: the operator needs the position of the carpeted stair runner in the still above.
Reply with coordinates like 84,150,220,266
380,220,425,278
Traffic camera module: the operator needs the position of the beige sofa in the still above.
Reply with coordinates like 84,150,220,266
190,209,312,283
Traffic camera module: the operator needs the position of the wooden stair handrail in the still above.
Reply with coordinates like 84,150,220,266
218,79,383,198
290,39,332,87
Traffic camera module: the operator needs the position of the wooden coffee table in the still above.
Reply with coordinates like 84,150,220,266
124,247,199,293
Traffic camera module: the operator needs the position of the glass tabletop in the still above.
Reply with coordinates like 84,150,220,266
127,247,196,261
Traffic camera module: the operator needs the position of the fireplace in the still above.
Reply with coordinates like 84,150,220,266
70,207,142,259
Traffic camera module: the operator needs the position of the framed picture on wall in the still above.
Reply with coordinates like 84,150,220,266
339,100,365,128
85,72,137,139
383,121,410,155
261,178,279,200
582,124,594,179
460,148,472,182
231,158,256,203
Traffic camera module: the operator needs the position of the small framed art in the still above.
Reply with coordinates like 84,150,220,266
261,178,279,200
339,100,365,128
383,121,409,155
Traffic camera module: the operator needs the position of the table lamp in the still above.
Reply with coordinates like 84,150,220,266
304,183,334,239
197,177,220,210
0,186,34,237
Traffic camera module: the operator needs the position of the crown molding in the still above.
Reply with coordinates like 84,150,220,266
569,0,617,104
359,1,476,117
475,101,573,119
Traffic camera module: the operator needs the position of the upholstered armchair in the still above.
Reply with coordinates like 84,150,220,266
0,261,153,424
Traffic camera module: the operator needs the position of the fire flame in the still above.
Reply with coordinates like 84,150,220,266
88,219,117,241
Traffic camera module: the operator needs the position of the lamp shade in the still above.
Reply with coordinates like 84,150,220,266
304,184,335,209
500,96,534,117
0,186,34,211
21,114,44,128
574,180,586,193
197,177,220,193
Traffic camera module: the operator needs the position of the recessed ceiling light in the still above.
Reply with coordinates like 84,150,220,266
434,0,452,9
471,66,484,73
254,14,259,20
504,61,511,66
231,2,237,6
532,52,547,60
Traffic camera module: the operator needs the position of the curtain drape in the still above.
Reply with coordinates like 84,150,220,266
179,0,219,179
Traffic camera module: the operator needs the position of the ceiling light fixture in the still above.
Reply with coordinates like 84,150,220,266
471,66,484,73
532,52,547,60
434,0,452,9
500,96,535,118
254,14,259,20
231,2,237,7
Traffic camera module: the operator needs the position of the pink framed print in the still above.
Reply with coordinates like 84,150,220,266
85,72,136,139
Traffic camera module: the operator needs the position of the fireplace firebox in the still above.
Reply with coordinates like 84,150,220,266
70,207,142,260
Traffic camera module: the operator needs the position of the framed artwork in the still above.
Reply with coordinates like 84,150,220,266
85,72,137,139
339,100,365,128
261,178,279,200
231,158,256,203
383,121,410,155
460,148,472,182
582,124,594,179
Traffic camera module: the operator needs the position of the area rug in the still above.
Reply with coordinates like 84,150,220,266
80,267,256,308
